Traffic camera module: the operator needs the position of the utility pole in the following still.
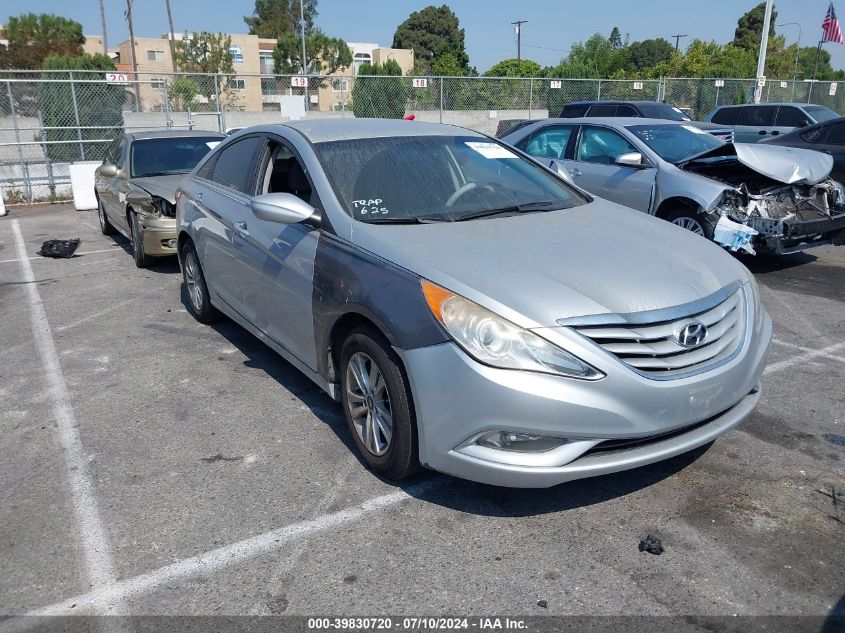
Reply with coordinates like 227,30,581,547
753,0,774,103
165,0,178,72
512,20,527,62
300,0,308,112
671,34,688,51
99,0,108,54
125,0,138,75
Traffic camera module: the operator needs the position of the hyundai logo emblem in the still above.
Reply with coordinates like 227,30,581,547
677,321,708,348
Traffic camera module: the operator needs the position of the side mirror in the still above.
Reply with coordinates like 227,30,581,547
251,192,315,224
798,119,811,128
98,163,119,177
549,160,573,184
615,152,646,168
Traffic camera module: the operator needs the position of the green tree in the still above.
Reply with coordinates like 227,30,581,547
483,58,542,77
627,38,674,71
168,76,199,110
431,51,468,76
608,27,623,50
352,60,406,118
244,0,318,38
273,31,351,74
0,13,84,69
392,5,470,75
173,32,235,104
39,53,124,161
733,2,777,51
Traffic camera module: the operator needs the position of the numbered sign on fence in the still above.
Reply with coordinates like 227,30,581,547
757,76,766,87
549,80,562,89
632,81,644,90
291,76,307,88
831,83,838,96
412,78,428,88
105,72,129,85
780,81,788,88
714,79,725,87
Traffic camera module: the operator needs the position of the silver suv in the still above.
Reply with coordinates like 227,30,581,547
706,103,840,143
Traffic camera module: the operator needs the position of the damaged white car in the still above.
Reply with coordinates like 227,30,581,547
502,118,845,255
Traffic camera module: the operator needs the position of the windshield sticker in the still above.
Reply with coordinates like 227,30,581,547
465,142,517,159
352,199,389,216
206,141,221,149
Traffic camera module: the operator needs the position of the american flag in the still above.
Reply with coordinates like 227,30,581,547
823,2,844,44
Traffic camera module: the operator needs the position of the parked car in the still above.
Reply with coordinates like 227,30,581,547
556,100,735,142
760,116,845,183
95,130,226,267
176,119,771,488
705,103,840,143
501,118,845,255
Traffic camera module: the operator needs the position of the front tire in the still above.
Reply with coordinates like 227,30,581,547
129,212,153,268
98,197,116,236
180,241,220,324
666,206,716,240
340,327,420,480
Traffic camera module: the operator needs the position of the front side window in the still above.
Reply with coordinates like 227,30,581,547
825,123,845,145
131,136,223,178
711,107,740,125
521,126,575,159
775,106,808,127
314,135,587,223
576,127,638,164
627,124,724,163
209,136,264,193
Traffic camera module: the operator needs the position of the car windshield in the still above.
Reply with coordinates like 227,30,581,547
805,105,839,123
131,137,222,178
627,124,724,163
635,103,691,121
313,135,588,223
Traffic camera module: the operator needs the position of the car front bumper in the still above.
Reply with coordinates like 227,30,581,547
754,212,845,254
398,308,772,488
140,216,178,256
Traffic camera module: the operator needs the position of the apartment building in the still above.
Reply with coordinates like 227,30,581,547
98,33,413,114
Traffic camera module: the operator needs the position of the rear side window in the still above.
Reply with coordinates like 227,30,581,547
738,105,777,126
616,105,639,117
209,136,264,194
587,104,618,117
560,103,589,117
711,107,740,125
523,125,575,159
775,106,808,127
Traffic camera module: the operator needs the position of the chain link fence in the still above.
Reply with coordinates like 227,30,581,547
3,70,845,203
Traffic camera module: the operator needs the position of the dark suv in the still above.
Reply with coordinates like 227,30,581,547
558,100,734,142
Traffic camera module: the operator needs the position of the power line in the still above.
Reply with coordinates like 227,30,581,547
671,33,688,51
511,20,527,62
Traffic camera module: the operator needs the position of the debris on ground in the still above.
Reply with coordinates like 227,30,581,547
536,599,548,608
638,534,665,555
822,433,845,447
37,238,80,259
200,453,244,463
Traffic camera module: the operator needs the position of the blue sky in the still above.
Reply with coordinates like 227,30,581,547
3,0,845,73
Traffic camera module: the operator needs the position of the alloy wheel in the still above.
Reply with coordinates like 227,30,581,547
672,216,706,236
183,250,205,312
345,351,393,456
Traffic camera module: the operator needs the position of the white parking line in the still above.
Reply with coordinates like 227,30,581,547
764,340,845,375
772,338,845,364
9,220,120,607
5,480,438,623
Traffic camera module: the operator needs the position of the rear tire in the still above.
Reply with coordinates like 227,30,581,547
130,212,153,268
180,241,220,324
98,197,116,236
665,206,716,240
340,327,420,480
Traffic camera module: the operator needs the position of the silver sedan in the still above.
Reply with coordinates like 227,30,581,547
176,119,771,487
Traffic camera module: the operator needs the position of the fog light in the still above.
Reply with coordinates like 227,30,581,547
475,431,567,453
163,239,177,248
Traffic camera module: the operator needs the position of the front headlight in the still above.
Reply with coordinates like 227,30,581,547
421,280,603,380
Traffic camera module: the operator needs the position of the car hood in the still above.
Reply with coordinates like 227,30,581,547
130,174,186,204
688,120,733,132
350,200,746,328
678,142,833,185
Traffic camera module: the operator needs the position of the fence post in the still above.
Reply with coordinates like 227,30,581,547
163,79,172,127
528,78,533,119
7,80,33,202
36,110,56,198
597,79,602,100
439,77,444,123
214,74,226,132
68,71,86,161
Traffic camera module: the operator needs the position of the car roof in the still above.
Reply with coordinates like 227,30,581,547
714,103,825,109
545,117,684,126
127,129,226,141
276,118,485,143
566,100,667,106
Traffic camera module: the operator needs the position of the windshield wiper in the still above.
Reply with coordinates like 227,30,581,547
454,200,564,222
360,215,449,224
135,170,188,177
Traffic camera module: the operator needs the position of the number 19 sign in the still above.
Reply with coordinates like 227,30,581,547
291,76,308,88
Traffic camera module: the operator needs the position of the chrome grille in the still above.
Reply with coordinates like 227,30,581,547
573,288,746,378
709,130,735,143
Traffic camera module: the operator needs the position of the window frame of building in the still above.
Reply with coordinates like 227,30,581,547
259,53,275,76
353,52,372,74
227,78,246,91
146,49,165,62
332,79,349,93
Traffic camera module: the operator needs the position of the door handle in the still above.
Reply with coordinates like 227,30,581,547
758,130,768,135
234,221,249,237
568,168,582,177
771,131,780,136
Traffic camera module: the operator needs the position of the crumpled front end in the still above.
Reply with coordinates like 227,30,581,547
711,179,845,254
